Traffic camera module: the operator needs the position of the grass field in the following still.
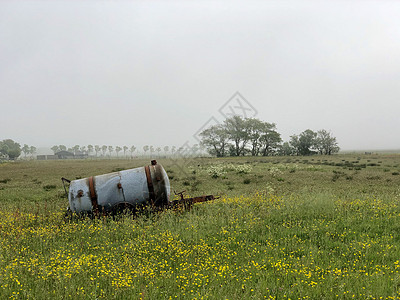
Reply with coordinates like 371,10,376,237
1,154,400,299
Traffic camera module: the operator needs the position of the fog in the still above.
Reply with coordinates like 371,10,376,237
1,1,399,152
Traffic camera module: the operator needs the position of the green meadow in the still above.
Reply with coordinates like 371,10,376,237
1,154,400,299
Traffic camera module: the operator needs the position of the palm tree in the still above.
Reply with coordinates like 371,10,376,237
123,146,128,158
150,146,154,157
101,145,107,157
130,146,136,158
108,146,114,157
95,145,100,157
143,145,149,157
115,146,122,157
87,145,94,156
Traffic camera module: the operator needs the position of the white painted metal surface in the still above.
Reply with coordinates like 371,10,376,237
68,163,170,213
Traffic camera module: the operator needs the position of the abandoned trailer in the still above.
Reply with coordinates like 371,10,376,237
63,160,217,215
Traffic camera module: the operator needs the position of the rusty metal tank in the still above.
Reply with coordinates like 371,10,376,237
68,160,170,214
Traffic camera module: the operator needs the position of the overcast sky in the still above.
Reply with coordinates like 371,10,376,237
1,0,399,152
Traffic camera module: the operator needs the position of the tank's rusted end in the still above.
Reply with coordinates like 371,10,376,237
144,161,170,207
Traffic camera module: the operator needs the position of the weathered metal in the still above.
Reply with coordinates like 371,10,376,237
64,160,217,216
169,191,219,210
67,160,170,214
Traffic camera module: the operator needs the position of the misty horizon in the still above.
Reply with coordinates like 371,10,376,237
1,1,399,152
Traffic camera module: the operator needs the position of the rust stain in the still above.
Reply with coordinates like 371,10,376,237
144,165,155,204
88,176,99,214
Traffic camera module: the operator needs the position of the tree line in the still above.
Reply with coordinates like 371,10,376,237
50,145,207,158
0,140,194,161
0,139,37,160
0,141,201,161
50,145,186,158
1,117,339,161
50,145,139,158
199,116,340,157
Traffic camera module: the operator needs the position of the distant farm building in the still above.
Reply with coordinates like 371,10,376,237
37,155,57,160
56,151,75,159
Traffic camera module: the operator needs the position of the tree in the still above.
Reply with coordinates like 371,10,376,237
315,129,340,155
59,145,67,151
224,116,250,156
290,130,317,156
150,146,154,157
200,124,229,157
87,145,94,156
115,146,122,157
22,144,30,158
156,147,161,157
95,145,100,157
163,146,169,154
279,142,293,156
246,118,264,156
143,145,149,157
29,146,37,158
300,129,317,155
245,119,282,156
0,139,21,160
72,145,80,155
51,145,59,154
108,146,114,157
130,146,136,157
101,145,107,157
123,146,128,157
259,123,282,156
289,135,300,156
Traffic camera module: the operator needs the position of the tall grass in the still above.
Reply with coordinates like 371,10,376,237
1,155,400,299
